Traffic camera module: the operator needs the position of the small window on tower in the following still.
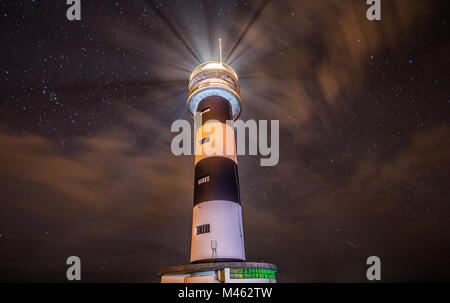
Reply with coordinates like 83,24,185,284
196,224,210,235
199,137,210,145
201,107,210,115
197,175,210,185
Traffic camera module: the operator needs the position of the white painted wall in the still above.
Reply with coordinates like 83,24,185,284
195,121,237,165
184,275,216,283
190,200,245,262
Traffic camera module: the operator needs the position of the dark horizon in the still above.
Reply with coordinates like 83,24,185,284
0,0,449,282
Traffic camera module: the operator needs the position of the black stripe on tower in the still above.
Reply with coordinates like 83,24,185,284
196,96,233,123
194,157,240,206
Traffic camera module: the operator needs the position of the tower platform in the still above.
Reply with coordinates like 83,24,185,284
159,261,277,283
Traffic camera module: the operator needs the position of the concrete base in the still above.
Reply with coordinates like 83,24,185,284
159,261,277,283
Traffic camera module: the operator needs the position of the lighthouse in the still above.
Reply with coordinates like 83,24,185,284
159,41,277,283
189,61,245,264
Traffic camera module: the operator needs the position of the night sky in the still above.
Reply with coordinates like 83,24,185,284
0,0,449,282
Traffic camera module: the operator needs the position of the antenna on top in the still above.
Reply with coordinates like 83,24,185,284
218,38,222,62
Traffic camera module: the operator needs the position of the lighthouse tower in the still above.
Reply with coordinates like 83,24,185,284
158,40,277,283
189,60,245,264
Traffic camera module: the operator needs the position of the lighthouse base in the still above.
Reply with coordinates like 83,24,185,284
158,262,277,283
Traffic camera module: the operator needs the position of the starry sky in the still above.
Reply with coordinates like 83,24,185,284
0,0,449,282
